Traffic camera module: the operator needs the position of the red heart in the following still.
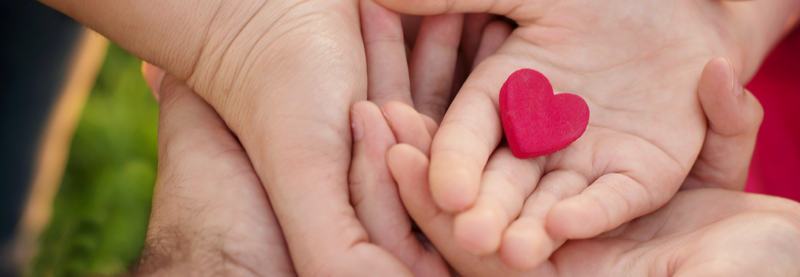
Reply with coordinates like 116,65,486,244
499,69,590,159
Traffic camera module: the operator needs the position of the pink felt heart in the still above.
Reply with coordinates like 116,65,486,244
499,69,590,159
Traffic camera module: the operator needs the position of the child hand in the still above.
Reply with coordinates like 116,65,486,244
382,53,769,271
373,0,787,268
381,59,793,273
388,139,800,276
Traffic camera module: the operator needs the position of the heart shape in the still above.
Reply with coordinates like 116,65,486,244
499,69,590,159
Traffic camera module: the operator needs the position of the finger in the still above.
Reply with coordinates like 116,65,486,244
141,61,165,101
685,57,764,190
349,101,448,276
147,74,295,275
389,145,474,270
499,170,587,270
382,101,434,156
380,101,438,176
473,20,513,69
545,173,668,239
374,0,531,18
260,12,414,275
452,147,543,254
701,57,763,137
362,0,413,107
428,59,515,213
421,114,439,137
409,14,464,123
388,144,529,276
389,144,447,229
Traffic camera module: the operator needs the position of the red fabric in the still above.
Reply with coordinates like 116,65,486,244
744,28,800,201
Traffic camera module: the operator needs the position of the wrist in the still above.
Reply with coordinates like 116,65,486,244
726,0,800,81
135,227,265,277
185,0,362,114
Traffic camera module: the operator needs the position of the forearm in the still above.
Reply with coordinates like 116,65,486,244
727,0,800,80
39,0,361,117
38,0,222,79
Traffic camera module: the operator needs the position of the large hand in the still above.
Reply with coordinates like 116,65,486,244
140,62,446,275
375,0,799,266
40,0,412,274
553,188,800,277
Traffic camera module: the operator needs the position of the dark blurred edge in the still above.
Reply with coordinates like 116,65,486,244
0,0,83,276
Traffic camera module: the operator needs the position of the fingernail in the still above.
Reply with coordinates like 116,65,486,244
350,109,364,141
141,61,166,102
724,57,743,97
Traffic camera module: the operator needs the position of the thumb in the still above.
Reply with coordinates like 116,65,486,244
684,57,764,190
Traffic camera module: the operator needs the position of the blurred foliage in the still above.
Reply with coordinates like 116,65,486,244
29,44,158,276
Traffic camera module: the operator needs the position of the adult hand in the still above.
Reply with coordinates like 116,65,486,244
39,0,417,274
136,0,494,273
375,0,799,267
139,61,447,275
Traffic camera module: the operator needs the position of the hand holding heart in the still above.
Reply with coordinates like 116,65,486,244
382,56,797,276
373,0,785,268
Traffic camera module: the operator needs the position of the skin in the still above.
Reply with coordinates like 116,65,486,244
137,2,505,274
375,0,800,267
369,4,777,270
39,1,507,273
138,71,436,276
38,0,385,274
138,73,296,276
378,57,799,276
142,50,795,277
362,5,771,273
139,70,800,276
388,143,800,276
48,0,790,273
683,60,764,191
139,2,793,275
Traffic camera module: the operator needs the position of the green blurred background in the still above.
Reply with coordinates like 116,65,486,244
29,44,158,276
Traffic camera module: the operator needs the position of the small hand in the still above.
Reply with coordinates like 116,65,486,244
375,0,785,268
389,142,800,276
382,55,775,273
382,96,800,276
